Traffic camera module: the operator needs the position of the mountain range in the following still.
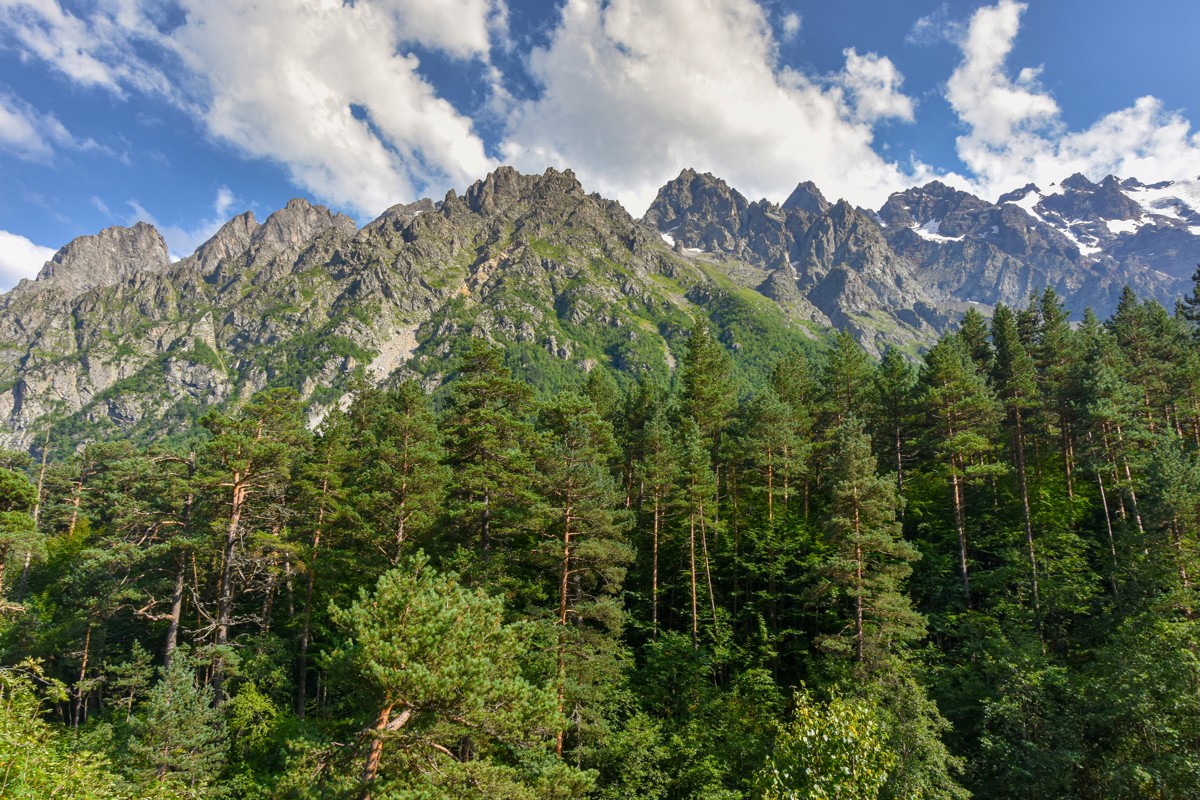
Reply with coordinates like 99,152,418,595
1,166,1195,450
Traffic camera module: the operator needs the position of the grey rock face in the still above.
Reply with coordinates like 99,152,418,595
3,165,1196,452
32,222,171,297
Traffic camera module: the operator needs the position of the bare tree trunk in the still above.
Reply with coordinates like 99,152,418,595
1096,472,1119,598
163,562,186,669
651,492,660,640
72,625,92,729
700,500,717,630
213,477,247,702
689,513,698,648
950,466,971,603
1014,412,1041,618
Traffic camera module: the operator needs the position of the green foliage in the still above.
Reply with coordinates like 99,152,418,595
331,551,592,798
0,662,135,799
128,650,228,796
755,690,896,800
8,297,1200,800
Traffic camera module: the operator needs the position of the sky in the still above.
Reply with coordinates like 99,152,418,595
4,0,1200,289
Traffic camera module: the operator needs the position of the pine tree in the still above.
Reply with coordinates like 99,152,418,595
633,403,678,639
920,334,1003,602
991,304,1044,616
957,307,994,376
676,417,720,646
198,387,309,699
292,407,355,719
349,381,447,561
442,338,541,555
1180,264,1200,335
817,417,923,669
0,466,38,601
535,391,632,757
129,649,228,794
679,318,735,447
872,347,919,501
818,331,876,430
332,552,590,799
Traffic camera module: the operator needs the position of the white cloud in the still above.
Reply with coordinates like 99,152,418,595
781,12,801,41
945,0,1057,148
837,48,915,124
907,4,957,46
0,230,55,289
2,0,504,217
0,0,175,99
946,0,1200,198
502,0,922,215
0,91,111,162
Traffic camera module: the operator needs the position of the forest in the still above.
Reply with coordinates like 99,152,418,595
2,282,1200,799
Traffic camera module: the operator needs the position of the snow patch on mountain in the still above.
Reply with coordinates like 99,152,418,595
913,218,964,243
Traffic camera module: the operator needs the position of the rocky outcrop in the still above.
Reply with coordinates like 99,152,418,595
3,165,1195,452
29,222,171,298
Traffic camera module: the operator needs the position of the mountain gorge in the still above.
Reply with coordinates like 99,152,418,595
0,165,1194,450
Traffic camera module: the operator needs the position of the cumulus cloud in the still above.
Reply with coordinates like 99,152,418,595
946,0,1200,198
502,0,922,215
0,230,55,289
837,48,915,124
1,0,503,217
0,91,111,162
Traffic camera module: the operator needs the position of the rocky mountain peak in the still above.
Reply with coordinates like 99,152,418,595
877,181,992,235
782,180,830,216
642,169,749,231
251,198,357,255
461,166,586,218
192,211,258,273
34,221,171,297
1040,173,1142,221
996,183,1040,205
1060,172,1097,192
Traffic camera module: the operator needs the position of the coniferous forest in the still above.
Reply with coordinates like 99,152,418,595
3,284,1200,799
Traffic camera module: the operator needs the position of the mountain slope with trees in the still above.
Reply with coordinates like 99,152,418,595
3,274,1200,797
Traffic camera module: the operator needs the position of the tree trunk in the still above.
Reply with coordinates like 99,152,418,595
163,561,186,669
651,491,660,640
1096,472,1119,597
950,464,971,603
853,490,864,664
699,500,717,629
297,475,328,718
555,498,573,757
213,477,247,701
72,624,92,729
1013,411,1041,617
360,703,412,800
689,513,698,648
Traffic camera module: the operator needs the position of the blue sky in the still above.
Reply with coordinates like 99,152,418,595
3,0,1200,288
